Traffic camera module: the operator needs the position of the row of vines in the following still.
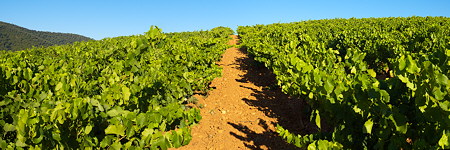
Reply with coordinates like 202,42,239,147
238,16,450,149
0,26,233,149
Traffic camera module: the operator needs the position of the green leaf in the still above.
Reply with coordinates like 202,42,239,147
367,69,376,78
100,136,114,148
142,128,154,139
307,140,343,150
389,110,408,134
171,130,184,148
153,136,170,149
105,124,126,136
38,92,47,101
107,109,121,117
0,138,7,149
439,131,450,149
24,68,32,80
286,133,293,143
324,79,334,94
90,99,104,112
183,72,195,83
52,132,61,141
55,82,63,91
5,70,11,79
379,90,390,103
398,56,406,71
364,119,374,134
406,82,415,91
308,142,318,150
436,73,449,85
304,64,314,73
136,113,147,127
85,125,93,134
350,66,356,74
406,55,420,73
315,110,321,129
110,142,122,150
433,87,446,101
440,101,450,111
308,92,314,99
16,139,27,147
122,86,131,101
398,75,416,91
32,134,44,144
3,123,15,132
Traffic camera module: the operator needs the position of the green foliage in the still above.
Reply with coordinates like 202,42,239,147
0,21,93,51
239,16,450,149
0,26,233,149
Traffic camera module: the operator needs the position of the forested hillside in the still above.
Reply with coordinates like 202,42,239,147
0,21,93,51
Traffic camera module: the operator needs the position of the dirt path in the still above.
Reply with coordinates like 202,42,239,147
173,35,308,150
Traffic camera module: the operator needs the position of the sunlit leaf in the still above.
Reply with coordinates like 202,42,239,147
364,119,374,134
105,124,126,136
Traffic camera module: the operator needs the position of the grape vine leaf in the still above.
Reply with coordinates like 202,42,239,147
105,124,126,136
364,119,374,134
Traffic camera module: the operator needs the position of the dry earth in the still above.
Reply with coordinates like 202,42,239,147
172,35,312,150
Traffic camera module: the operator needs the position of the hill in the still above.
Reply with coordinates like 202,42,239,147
0,21,93,51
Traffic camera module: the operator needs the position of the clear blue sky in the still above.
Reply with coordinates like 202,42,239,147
1,0,449,40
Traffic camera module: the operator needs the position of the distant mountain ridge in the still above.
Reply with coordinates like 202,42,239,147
0,21,93,51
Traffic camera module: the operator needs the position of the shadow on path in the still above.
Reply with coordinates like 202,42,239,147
228,120,299,150
227,45,318,149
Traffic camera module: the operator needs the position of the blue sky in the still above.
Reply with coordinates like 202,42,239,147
1,0,449,40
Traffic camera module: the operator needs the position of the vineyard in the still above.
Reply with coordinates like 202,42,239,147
238,16,450,149
0,26,233,149
1,16,450,149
